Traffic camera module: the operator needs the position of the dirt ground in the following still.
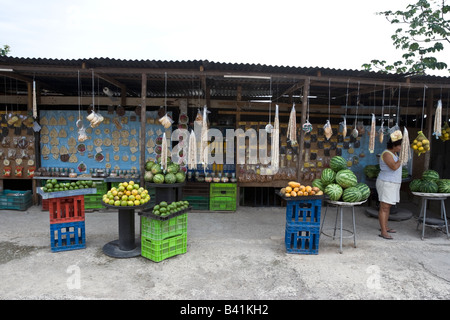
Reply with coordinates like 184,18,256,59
0,198,449,301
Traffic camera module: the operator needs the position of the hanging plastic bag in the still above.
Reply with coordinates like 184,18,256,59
159,113,173,129
78,126,88,142
369,114,376,153
411,131,430,156
433,100,442,139
324,120,332,140
379,121,385,143
440,122,450,141
399,127,411,165
287,104,297,146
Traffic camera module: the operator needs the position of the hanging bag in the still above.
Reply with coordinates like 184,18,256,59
411,131,430,156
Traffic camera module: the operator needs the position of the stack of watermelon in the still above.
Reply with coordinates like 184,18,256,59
144,157,186,184
409,169,450,194
312,156,371,203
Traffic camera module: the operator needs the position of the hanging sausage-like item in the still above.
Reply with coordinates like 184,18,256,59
188,130,197,170
271,105,280,172
399,127,411,165
369,113,376,153
287,103,297,146
433,99,442,139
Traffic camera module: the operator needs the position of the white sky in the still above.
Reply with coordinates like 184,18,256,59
0,0,448,75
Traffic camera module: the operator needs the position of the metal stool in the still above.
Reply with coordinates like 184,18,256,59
320,201,357,254
416,196,449,240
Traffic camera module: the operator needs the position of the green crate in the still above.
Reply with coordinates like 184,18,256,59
0,190,32,211
84,194,104,209
141,233,187,262
93,182,107,195
141,213,188,241
210,196,236,211
182,195,209,210
210,183,237,197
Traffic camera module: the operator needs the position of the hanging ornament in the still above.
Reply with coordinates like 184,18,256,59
161,132,168,171
32,80,37,119
302,120,313,133
187,130,197,170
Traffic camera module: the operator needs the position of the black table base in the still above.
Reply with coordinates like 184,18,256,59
103,204,149,258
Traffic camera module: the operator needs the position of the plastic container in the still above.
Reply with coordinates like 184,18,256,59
285,224,320,255
48,195,85,224
50,221,86,252
141,233,187,262
0,189,32,211
141,213,187,241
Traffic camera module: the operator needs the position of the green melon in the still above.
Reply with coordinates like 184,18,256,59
153,173,165,184
409,179,423,192
355,183,370,201
330,156,347,172
342,187,362,203
175,171,186,183
151,163,163,175
364,164,380,179
145,161,155,171
164,173,177,184
419,180,439,193
312,178,325,191
335,169,358,188
422,169,440,182
321,168,336,186
437,179,450,193
167,164,180,174
324,183,343,201
144,171,154,182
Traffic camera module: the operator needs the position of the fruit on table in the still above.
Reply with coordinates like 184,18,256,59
280,181,322,197
342,186,362,203
102,181,151,206
330,156,347,172
42,179,95,192
324,183,343,201
419,180,439,193
321,168,336,186
355,182,371,201
335,169,357,188
144,156,186,184
422,169,439,182
151,200,190,217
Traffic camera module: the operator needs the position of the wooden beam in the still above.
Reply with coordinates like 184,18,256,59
424,89,434,171
298,78,310,180
140,73,147,187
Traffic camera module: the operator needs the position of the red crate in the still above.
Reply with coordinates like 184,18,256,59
48,195,85,224
42,199,49,211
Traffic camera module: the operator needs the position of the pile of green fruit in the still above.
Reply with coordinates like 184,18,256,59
144,156,186,184
42,179,95,192
151,200,190,217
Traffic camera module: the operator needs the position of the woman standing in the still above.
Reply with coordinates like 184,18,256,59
376,130,403,240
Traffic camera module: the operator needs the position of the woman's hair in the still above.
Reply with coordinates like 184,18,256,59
387,138,402,149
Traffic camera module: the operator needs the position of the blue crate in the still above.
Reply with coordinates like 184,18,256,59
50,221,86,252
285,224,320,255
285,199,322,226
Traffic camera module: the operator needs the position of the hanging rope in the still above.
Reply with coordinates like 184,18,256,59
397,84,401,125
164,72,168,113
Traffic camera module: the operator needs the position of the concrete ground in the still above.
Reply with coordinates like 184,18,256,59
0,197,449,301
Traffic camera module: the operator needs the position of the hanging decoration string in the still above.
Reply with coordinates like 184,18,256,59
32,75,37,119
164,72,167,113
397,84,401,125
421,85,427,131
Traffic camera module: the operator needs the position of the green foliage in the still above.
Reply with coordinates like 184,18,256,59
362,0,450,75
1,45,10,56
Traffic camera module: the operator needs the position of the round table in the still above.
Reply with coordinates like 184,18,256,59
412,192,450,240
320,199,367,254
102,202,151,258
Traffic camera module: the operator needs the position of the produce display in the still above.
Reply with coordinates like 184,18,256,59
411,131,430,156
364,165,409,179
41,179,95,192
440,122,450,141
150,200,190,217
321,156,371,203
409,170,450,194
280,181,323,198
144,157,186,184
102,181,151,207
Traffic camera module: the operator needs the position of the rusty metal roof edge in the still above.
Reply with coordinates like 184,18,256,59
1,56,449,81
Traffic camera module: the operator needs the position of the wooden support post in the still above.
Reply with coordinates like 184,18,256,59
424,89,434,171
298,78,309,181
140,73,147,187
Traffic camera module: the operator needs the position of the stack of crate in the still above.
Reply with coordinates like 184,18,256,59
284,198,322,255
182,182,209,210
48,195,86,252
84,181,107,210
140,210,188,262
209,183,237,211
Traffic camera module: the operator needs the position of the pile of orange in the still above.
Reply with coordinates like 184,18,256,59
281,181,323,198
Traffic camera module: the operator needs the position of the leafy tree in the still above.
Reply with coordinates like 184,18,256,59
1,45,10,56
362,0,449,75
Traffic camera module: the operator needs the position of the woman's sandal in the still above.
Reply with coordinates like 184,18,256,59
379,234,393,240
379,228,397,233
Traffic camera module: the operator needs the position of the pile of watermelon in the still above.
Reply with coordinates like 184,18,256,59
144,157,186,184
409,169,450,194
364,164,409,179
312,156,371,203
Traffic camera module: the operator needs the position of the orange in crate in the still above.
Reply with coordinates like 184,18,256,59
48,195,85,224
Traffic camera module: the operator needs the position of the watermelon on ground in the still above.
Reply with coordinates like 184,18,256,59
324,183,343,201
342,186,362,203
335,169,357,188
